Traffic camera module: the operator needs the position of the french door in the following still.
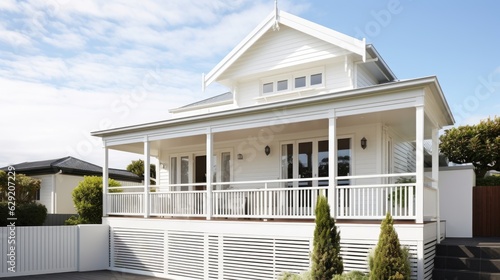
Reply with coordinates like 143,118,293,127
281,138,351,208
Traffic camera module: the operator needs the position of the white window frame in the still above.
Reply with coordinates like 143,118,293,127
260,67,325,96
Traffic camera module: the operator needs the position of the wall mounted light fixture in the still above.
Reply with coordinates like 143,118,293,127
361,137,367,150
265,145,271,156
237,154,243,160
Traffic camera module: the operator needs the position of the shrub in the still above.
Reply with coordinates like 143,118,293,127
369,213,410,280
476,175,500,186
67,176,120,224
311,195,343,280
0,171,41,204
0,202,47,226
278,271,312,280
333,271,369,280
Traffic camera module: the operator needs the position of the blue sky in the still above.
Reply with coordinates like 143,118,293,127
0,0,499,169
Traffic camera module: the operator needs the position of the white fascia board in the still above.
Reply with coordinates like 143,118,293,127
278,11,366,59
204,12,276,87
168,99,233,114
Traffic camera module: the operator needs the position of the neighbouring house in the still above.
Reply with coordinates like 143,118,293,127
91,10,455,280
1,156,142,214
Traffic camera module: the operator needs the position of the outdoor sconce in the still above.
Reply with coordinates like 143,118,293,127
265,145,271,156
361,137,367,150
237,153,243,160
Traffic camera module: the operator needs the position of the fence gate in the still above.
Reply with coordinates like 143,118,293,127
473,186,500,237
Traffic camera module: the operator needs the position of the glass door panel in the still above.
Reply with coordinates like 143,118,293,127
337,138,351,185
318,140,329,187
281,144,293,188
298,142,313,207
180,156,190,191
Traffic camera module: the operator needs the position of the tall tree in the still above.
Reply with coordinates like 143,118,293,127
311,195,343,280
440,116,500,178
126,159,156,184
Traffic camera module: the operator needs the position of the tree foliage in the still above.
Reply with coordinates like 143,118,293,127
369,213,410,280
440,116,500,178
311,195,343,280
0,171,41,204
67,176,120,224
126,159,156,184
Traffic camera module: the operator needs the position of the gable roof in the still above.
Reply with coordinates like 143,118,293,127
1,156,142,182
203,10,366,89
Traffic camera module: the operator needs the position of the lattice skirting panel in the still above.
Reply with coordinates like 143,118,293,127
110,227,435,280
111,228,311,280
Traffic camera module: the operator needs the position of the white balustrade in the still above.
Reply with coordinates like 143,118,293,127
105,173,429,221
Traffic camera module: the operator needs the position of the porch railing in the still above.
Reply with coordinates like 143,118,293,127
104,173,432,221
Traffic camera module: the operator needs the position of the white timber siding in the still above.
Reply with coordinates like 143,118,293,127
392,131,417,174
33,174,54,213
221,25,349,80
356,65,378,88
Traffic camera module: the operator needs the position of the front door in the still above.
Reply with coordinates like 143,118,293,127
194,155,206,191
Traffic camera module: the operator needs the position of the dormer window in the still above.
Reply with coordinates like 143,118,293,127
261,67,324,95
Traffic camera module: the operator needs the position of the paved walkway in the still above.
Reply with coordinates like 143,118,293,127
2,270,164,280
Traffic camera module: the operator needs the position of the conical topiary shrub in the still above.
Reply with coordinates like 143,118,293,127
311,195,343,280
369,212,410,280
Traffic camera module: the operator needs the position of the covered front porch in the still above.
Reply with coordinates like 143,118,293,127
98,85,443,225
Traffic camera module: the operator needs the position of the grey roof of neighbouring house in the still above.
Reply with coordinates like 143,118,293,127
1,156,142,182
179,91,233,109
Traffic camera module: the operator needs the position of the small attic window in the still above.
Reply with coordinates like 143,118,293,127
263,82,273,93
277,80,288,91
295,76,306,88
311,73,322,85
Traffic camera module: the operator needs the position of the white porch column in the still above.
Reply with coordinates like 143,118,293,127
206,128,213,220
144,138,150,218
102,146,109,217
415,105,424,224
328,111,337,218
432,127,441,243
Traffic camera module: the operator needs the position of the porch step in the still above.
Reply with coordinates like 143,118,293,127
434,238,500,280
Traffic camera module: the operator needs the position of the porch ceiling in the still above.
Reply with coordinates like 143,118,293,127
108,107,434,156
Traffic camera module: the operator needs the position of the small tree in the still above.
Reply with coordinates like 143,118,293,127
66,176,120,224
311,195,343,280
0,171,41,203
370,213,410,280
440,116,500,178
126,159,156,184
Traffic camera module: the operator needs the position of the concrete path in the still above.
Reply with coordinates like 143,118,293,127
1,270,163,279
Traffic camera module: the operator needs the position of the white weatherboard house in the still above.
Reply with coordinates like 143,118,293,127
92,10,454,280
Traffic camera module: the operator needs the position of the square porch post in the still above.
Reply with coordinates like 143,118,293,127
206,128,213,220
102,146,108,217
144,138,150,218
432,127,440,243
328,111,337,218
415,104,424,224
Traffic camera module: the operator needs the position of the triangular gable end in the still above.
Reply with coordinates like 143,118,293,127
203,10,366,89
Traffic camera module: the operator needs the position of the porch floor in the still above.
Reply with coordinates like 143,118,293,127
1,270,162,280
106,215,429,224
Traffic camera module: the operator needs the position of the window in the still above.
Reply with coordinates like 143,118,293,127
35,188,40,200
263,82,273,93
261,67,324,95
277,80,288,91
311,73,322,85
295,76,306,88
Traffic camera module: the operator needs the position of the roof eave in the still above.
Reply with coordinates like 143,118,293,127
92,77,450,138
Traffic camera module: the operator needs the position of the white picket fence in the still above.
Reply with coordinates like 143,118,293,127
0,225,108,277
